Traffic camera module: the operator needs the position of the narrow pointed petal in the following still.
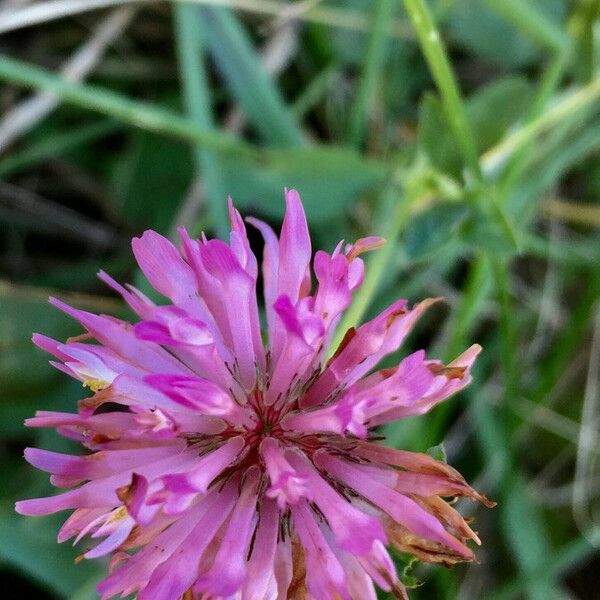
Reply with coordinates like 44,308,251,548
131,231,198,307
302,298,439,407
194,468,260,596
278,189,311,306
291,500,351,600
136,483,238,600
241,497,280,600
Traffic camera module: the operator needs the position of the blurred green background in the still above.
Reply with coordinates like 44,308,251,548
1,0,600,598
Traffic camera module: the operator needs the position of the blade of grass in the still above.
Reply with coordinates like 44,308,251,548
401,0,482,180
0,0,412,38
346,0,393,147
0,119,119,178
483,75,600,176
292,64,337,118
493,256,518,399
0,6,134,152
440,254,493,361
175,2,229,237
470,263,598,600
423,254,494,449
569,0,600,81
0,54,257,157
528,272,600,406
482,0,570,52
197,6,304,147
403,0,522,249
0,55,393,193
500,474,562,600
0,180,121,248
497,49,570,196
541,198,600,228
486,528,600,600
516,120,600,221
435,345,563,600
523,231,600,266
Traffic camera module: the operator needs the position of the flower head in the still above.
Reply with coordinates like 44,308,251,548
17,189,493,600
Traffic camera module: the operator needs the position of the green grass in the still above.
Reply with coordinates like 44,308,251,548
0,1,599,598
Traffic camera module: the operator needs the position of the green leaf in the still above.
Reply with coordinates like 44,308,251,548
0,283,73,394
425,442,447,463
417,93,462,177
111,131,193,231
418,78,534,177
175,2,229,238
458,197,520,254
466,77,534,152
0,507,100,596
404,204,469,260
220,145,387,222
0,119,119,178
198,7,305,148
446,0,565,68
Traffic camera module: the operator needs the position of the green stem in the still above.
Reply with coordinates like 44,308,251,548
0,54,257,158
492,255,518,400
443,254,492,361
483,73,600,176
402,0,482,180
424,254,493,449
497,49,570,194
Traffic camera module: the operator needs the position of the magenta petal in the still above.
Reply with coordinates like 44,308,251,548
84,516,134,559
286,450,386,555
242,497,280,600
49,298,190,375
260,437,307,508
97,270,155,320
131,231,198,306
136,483,238,600
313,250,352,329
199,239,265,388
278,189,311,305
291,500,351,600
194,467,260,596
317,452,473,558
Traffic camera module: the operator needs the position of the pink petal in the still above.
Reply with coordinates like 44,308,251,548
302,297,439,407
194,467,260,596
131,230,198,306
198,239,265,388
278,189,311,306
291,500,351,600
241,497,280,600
286,450,386,555
136,483,238,600
316,452,472,558
48,298,190,375
260,437,307,508
97,494,220,599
